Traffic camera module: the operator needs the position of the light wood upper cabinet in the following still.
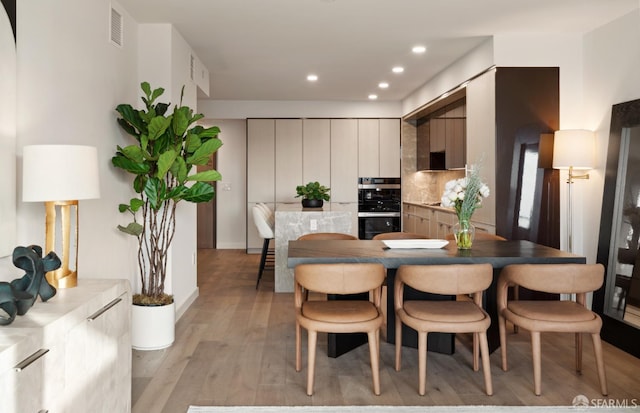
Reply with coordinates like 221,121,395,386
379,118,401,177
330,119,358,202
302,119,331,185
247,119,275,202
466,71,496,227
358,118,401,178
275,119,303,202
358,119,379,177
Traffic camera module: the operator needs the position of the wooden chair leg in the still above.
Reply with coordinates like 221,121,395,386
575,332,583,373
591,333,609,396
395,315,402,371
513,286,519,333
498,314,508,371
295,322,302,372
306,330,317,396
473,332,479,371
479,332,493,396
531,331,542,396
418,331,428,396
367,330,381,395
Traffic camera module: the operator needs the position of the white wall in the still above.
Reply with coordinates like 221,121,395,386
202,119,247,249
1,1,205,319
583,9,640,262
0,4,16,266
402,39,494,116
2,0,140,284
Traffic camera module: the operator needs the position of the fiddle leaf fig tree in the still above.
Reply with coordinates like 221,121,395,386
113,82,222,305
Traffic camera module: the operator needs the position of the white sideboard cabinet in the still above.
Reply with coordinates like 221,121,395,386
0,279,131,413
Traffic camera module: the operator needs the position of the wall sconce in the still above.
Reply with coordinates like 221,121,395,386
22,145,100,288
552,129,595,252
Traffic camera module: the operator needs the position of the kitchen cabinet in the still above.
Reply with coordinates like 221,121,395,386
275,119,303,202
330,119,359,202
402,203,436,237
248,117,399,249
302,119,331,185
358,119,379,177
358,118,401,178
434,209,456,239
379,118,401,177
0,279,131,413
247,119,275,202
416,99,466,170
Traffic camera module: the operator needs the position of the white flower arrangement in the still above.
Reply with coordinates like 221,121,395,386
441,166,490,222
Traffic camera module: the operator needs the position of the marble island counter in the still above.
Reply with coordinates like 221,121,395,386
274,203,354,292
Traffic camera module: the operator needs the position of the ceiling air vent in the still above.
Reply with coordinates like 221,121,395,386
110,5,123,47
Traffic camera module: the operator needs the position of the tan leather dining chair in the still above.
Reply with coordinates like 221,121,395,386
497,263,608,396
372,232,429,240
394,263,493,396
294,263,385,395
298,232,358,240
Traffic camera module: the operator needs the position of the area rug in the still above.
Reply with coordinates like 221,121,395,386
187,406,631,413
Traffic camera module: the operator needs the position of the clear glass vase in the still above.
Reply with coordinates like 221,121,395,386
453,218,475,249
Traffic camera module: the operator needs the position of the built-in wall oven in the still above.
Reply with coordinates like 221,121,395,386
358,177,401,239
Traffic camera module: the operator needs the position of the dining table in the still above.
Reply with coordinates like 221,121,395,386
287,238,585,358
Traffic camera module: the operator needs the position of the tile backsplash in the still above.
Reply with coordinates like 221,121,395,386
403,170,465,205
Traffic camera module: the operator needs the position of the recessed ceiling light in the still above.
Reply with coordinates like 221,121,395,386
378,82,389,89
307,74,318,82
368,94,378,100
412,45,426,54
392,66,404,74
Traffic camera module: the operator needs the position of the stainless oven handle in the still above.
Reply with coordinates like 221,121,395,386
358,212,401,218
358,184,401,190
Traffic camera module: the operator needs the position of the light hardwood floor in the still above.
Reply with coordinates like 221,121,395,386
132,249,640,412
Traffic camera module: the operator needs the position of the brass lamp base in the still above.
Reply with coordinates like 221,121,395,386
44,200,79,289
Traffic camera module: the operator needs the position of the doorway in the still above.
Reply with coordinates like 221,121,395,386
197,152,217,248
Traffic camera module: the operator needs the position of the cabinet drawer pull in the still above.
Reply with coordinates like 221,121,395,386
14,348,49,372
88,298,122,322
38,410,49,413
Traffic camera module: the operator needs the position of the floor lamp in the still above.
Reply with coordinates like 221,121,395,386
552,130,595,253
22,145,100,288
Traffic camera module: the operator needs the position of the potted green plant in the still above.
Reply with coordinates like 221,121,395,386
295,181,330,208
113,82,222,349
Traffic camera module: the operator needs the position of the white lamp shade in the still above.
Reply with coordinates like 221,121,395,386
23,145,101,202
552,129,595,170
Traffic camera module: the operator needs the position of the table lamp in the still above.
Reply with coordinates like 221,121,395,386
552,129,595,252
22,145,100,288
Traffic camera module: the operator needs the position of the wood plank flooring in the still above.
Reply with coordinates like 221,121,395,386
132,249,640,412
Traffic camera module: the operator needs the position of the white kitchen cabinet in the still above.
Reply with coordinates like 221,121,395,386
330,119,359,202
302,119,331,185
358,118,379,177
466,71,496,228
247,119,275,202
358,118,401,178
275,119,303,202
0,279,131,413
379,118,401,177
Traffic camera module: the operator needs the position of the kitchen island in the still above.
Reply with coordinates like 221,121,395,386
274,203,354,292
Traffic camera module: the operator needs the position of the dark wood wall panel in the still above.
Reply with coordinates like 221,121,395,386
495,67,560,248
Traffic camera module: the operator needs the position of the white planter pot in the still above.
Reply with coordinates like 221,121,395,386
131,302,175,350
